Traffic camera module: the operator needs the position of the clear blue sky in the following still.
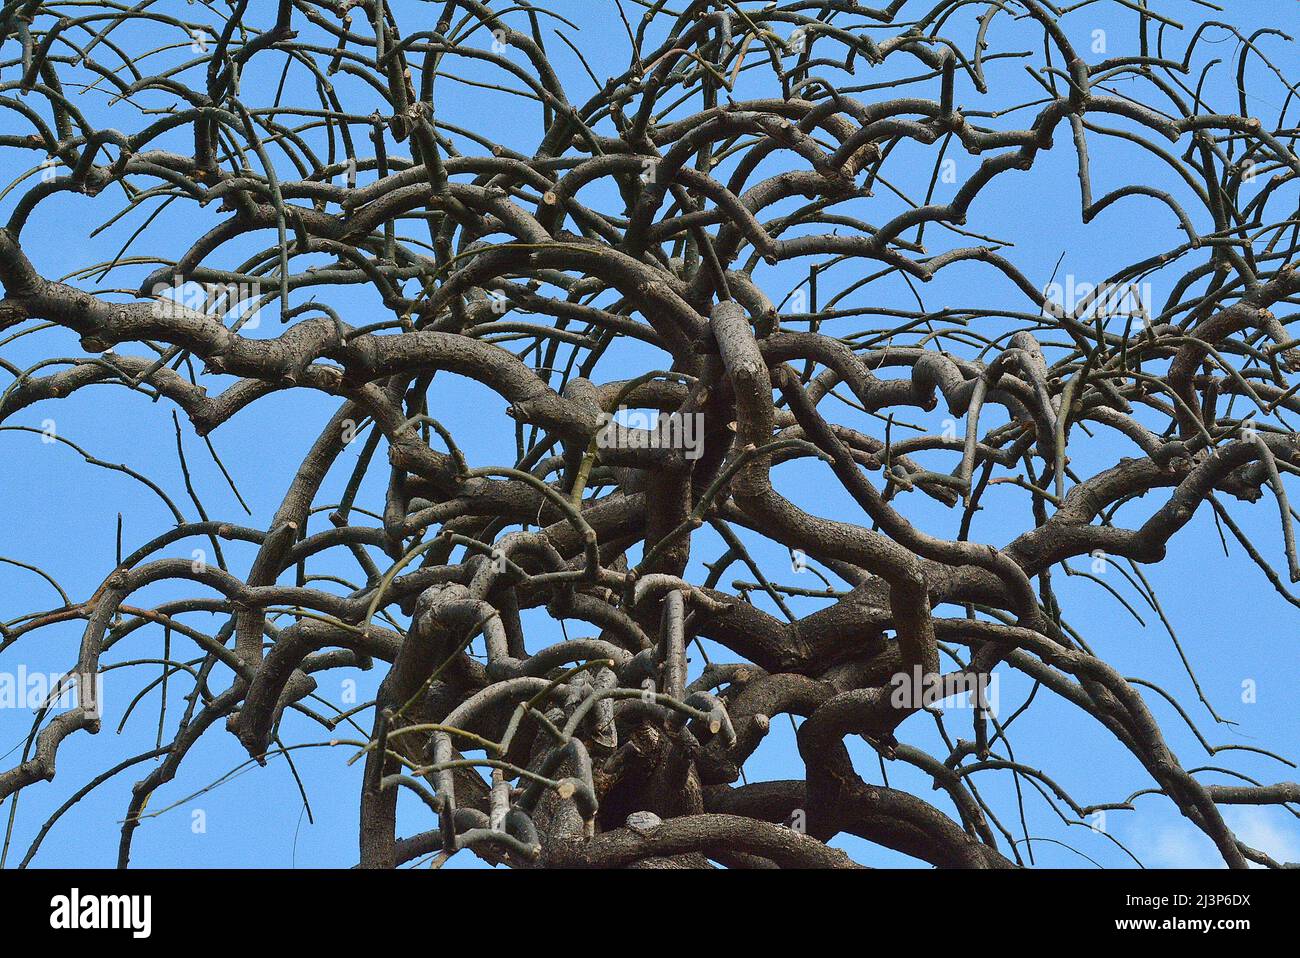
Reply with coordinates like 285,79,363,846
0,0,1296,868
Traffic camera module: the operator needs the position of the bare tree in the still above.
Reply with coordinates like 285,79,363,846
0,0,1298,869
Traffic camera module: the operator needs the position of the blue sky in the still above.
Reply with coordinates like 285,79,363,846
0,0,1297,868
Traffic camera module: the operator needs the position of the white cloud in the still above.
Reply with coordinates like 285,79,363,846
1225,807,1300,866
1137,821,1219,869
1127,806,1300,868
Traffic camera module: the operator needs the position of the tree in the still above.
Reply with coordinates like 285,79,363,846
0,0,1297,869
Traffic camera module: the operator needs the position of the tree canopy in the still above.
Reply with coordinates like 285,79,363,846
1,0,1298,869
